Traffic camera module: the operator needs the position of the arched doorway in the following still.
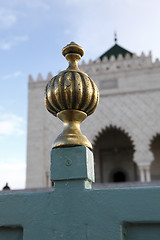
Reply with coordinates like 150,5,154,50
150,134,160,180
111,169,127,182
93,126,137,183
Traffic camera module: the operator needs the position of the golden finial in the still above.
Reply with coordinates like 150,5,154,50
45,42,99,150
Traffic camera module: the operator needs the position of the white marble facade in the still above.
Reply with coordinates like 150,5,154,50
26,44,160,188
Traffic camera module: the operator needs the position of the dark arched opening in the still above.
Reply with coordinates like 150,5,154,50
93,126,137,183
112,170,126,182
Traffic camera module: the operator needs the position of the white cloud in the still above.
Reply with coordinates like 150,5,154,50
0,41,12,50
0,159,26,190
0,109,25,136
2,71,22,79
64,29,71,35
64,0,87,5
1,0,50,11
0,35,29,50
0,107,26,190
23,0,50,10
14,35,29,41
0,9,17,29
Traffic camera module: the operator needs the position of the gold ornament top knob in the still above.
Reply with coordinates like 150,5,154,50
45,42,99,150
62,42,84,71
62,41,84,57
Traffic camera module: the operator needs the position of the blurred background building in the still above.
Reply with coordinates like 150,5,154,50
26,37,160,188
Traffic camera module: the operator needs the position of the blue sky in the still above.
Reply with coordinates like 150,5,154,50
1,0,160,189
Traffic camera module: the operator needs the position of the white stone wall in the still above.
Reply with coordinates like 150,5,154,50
26,53,160,188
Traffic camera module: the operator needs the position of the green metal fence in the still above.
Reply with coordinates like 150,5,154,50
0,146,160,239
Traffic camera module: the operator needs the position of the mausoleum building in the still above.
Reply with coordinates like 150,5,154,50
26,40,160,188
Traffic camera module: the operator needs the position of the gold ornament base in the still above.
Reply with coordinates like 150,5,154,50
53,110,92,150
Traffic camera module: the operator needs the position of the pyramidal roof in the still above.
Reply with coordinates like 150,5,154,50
99,43,133,61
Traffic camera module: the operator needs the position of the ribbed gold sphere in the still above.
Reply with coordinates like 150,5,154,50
45,71,99,117
45,42,99,150
45,42,99,116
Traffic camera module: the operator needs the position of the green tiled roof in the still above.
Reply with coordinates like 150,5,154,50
99,44,133,61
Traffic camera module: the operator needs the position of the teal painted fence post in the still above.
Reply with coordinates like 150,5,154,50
49,145,96,239
51,146,94,189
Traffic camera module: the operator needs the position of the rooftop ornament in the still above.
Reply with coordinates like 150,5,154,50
45,42,99,150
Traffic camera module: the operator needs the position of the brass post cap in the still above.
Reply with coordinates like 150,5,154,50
62,42,84,58
45,42,99,149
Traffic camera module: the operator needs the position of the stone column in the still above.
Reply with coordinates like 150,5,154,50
134,149,153,182
138,166,145,182
144,165,151,182
137,164,151,182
